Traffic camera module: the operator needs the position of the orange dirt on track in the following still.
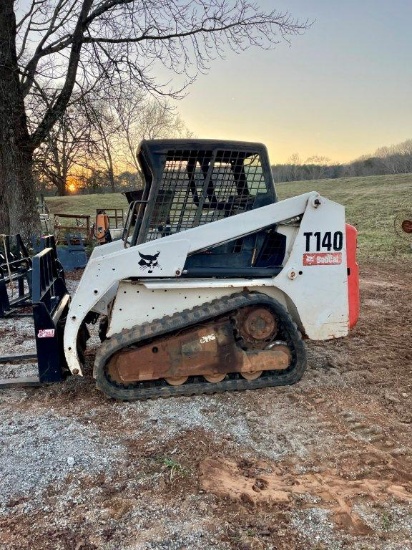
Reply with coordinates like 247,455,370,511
0,260,411,550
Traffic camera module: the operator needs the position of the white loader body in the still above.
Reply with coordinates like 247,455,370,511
64,191,350,377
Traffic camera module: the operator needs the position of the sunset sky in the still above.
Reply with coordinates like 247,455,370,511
174,0,412,164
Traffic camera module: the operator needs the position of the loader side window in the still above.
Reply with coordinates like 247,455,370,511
254,230,287,268
183,227,286,278
142,148,272,242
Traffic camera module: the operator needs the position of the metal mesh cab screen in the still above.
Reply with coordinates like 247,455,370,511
144,148,269,241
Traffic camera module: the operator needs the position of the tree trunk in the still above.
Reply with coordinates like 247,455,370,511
55,176,67,196
108,167,116,193
0,1,40,239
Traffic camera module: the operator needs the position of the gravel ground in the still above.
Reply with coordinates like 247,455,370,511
0,260,411,549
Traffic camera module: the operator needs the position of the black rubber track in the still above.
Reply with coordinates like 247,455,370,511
94,292,307,401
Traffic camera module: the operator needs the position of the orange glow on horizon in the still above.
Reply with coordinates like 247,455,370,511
67,174,81,193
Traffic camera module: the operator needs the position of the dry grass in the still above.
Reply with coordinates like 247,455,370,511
277,173,412,261
46,193,129,222
45,172,412,260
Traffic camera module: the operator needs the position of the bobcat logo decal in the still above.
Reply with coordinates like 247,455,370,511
138,251,161,273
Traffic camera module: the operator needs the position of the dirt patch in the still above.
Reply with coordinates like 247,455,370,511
0,259,411,549
199,457,411,535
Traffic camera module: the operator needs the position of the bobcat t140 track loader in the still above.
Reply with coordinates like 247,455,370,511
61,139,360,400
9,140,359,400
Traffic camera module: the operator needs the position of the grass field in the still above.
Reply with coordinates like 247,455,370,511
46,193,129,222
46,172,412,260
276,173,412,260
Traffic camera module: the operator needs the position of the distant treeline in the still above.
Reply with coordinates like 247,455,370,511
272,139,412,183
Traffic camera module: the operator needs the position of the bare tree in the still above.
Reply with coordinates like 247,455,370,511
0,0,308,237
84,94,193,190
115,92,193,172
34,97,98,195
34,90,192,195
83,100,122,192
305,155,331,180
287,153,301,182
375,140,412,174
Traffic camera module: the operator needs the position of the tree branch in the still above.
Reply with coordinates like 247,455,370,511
30,0,94,149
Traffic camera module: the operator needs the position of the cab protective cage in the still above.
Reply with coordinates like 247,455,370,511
123,139,276,243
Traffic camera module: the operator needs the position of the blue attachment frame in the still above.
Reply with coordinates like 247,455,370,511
0,234,32,317
0,246,71,387
32,247,71,383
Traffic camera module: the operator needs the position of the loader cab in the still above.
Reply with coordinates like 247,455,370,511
123,139,287,276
